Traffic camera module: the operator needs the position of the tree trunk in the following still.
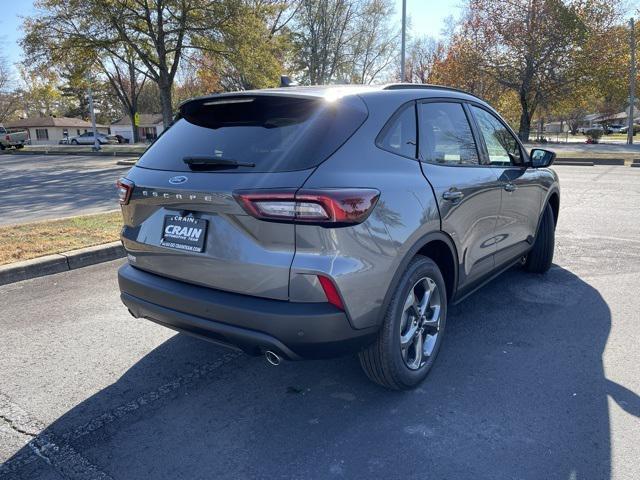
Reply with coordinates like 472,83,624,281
129,62,140,144
518,108,531,142
129,106,139,144
158,71,173,128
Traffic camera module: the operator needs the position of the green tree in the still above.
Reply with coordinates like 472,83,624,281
23,0,240,127
196,1,293,91
17,67,64,118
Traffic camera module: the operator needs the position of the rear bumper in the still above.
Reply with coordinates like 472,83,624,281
118,264,377,360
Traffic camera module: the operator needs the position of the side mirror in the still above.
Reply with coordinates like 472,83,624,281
530,148,556,168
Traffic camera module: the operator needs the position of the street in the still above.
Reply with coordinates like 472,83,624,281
1,165,639,479
0,155,131,225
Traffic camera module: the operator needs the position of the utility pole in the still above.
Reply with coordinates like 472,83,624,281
88,86,100,151
400,0,406,82
628,18,636,145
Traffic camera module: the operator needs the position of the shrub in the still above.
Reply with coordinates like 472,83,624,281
586,128,603,143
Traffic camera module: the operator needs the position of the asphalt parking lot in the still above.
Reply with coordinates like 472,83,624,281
0,155,130,225
1,165,639,480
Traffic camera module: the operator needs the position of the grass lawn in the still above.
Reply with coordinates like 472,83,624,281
0,212,122,266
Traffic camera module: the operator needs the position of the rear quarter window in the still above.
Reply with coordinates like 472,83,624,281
136,95,368,173
376,103,417,158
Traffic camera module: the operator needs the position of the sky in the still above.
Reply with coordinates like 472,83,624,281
0,0,462,78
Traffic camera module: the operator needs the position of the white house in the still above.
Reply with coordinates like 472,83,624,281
4,117,109,145
110,114,164,143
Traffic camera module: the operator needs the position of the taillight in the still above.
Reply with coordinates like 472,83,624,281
233,188,380,227
317,275,345,310
116,178,134,205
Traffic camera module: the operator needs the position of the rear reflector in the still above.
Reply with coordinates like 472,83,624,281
116,178,134,205
318,275,345,310
234,188,380,226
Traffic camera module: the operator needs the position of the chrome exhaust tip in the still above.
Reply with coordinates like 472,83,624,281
265,350,282,366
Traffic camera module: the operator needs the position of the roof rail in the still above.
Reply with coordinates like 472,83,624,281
383,83,485,102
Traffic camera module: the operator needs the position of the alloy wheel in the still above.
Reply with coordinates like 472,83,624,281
399,276,442,370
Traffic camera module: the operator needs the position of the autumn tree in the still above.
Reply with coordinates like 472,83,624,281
402,37,438,84
193,0,294,92
292,0,358,84
346,0,397,84
291,0,397,84
0,56,19,123
456,0,622,140
98,47,148,142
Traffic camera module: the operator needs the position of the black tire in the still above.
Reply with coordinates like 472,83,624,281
359,255,447,390
15,144,24,149
0,143,5,151
525,203,555,273
71,139,78,145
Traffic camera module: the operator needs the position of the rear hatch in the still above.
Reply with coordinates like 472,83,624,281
120,93,368,300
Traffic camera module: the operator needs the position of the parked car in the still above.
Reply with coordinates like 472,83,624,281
116,84,560,389
69,131,118,145
0,125,28,150
578,125,602,135
605,124,625,134
619,124,640,135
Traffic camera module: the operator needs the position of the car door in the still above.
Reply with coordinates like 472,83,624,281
417,100,502,292
469,105,544,268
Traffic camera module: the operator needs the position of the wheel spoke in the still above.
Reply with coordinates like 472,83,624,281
410,331,424,369
401,322,419,347
403,290,416,314
423,305,441,332
417,286,431,316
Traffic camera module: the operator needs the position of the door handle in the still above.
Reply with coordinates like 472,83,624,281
442,190,464,201
503,183,517,192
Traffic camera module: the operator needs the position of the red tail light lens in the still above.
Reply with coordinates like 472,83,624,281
116,178,134,205
234,188,380,226
318,275,345,310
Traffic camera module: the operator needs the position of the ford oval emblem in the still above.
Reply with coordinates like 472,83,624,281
168,175,188,185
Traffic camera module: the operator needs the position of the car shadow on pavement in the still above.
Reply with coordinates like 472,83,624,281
2,265,639,480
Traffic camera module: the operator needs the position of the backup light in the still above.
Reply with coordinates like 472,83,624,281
116,178,134,205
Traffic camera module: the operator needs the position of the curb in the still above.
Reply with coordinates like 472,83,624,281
116,160,137,166
0,242,125,286
555,160,594,166
556,157,624,166
0,150,142,158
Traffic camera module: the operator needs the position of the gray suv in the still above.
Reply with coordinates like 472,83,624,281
117,84,559,390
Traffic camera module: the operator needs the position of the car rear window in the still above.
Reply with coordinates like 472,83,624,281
136,94,368,173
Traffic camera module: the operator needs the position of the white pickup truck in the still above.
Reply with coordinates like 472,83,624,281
0,125,28,150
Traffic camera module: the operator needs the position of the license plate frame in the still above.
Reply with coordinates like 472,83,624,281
160,215,208,253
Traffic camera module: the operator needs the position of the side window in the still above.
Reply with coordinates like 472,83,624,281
377,104,417,158
471,106,523,166
418,102,479,165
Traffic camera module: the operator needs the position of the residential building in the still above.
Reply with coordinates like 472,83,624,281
3,117,109,145
110,114,164,143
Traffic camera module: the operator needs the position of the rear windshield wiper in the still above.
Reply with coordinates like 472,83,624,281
183,155,255,169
